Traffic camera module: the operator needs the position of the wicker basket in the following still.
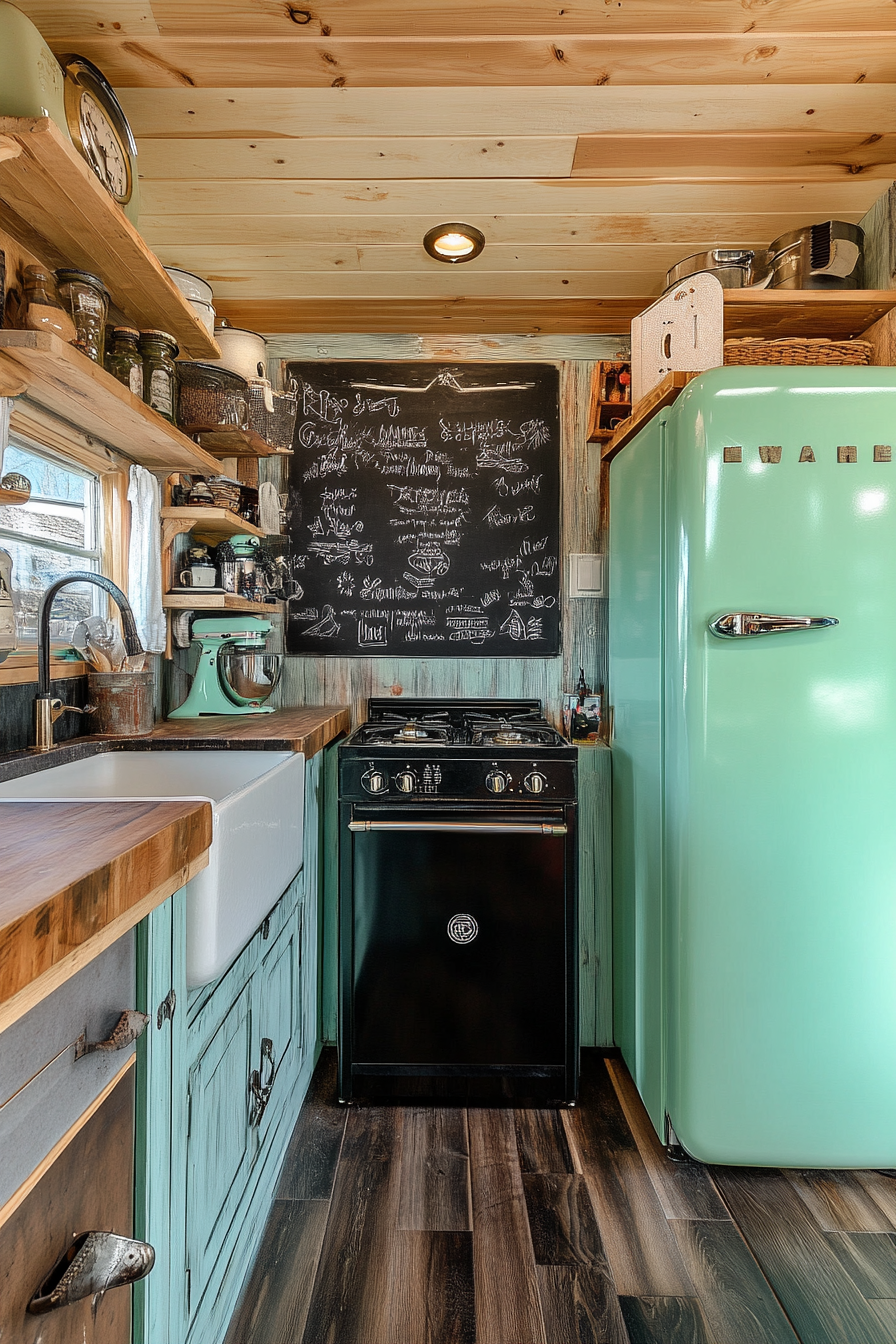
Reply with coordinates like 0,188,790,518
247,380,298,452
724,337,874,367
176,361,249,433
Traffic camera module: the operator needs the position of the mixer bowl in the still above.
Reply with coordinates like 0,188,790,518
219,648,281,705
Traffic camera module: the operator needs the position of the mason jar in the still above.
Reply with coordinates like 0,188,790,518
105,326,144,398
139,329,179,423
21,266,77,342
55,269,109,363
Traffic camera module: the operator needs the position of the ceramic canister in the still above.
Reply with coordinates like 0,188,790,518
210,320,268,381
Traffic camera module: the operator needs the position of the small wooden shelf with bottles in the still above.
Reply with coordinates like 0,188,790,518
587,360,632,442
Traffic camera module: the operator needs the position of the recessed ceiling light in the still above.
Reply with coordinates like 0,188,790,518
423,222,485,263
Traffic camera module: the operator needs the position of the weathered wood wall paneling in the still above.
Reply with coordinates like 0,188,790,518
861,184,896,292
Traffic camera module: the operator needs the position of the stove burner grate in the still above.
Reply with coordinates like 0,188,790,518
353,711,455,746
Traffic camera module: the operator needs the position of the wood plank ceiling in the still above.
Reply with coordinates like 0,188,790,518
15,1,896,333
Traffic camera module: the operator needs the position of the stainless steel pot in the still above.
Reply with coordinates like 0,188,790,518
666,252,773,297
664,248,771,293
767,220,864,290
211,319,268,381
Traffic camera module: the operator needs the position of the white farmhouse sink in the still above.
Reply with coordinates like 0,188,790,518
0,751,304,988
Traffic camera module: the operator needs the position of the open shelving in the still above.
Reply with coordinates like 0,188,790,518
162,592,283,613
0,117,218,360
161,506,265,552
0,332,225,477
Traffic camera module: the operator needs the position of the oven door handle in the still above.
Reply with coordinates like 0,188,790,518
349,820,567,835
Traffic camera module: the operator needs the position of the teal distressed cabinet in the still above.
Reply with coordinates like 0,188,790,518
134,750,325,1344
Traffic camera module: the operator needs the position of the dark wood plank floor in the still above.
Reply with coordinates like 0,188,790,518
224,1051,896,1344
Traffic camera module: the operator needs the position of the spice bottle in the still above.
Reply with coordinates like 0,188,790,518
21,266,77,342
139,329,178,423
55,269,109,363
105,326,144,398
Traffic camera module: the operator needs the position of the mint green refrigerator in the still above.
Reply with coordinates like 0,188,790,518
610,366,896,1167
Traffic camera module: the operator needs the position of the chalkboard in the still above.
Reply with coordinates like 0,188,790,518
283,362,561,657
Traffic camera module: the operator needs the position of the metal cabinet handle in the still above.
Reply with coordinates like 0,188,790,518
709,612,839,639
156,989,177,1029
250,1037,276,1125
349,820,567,835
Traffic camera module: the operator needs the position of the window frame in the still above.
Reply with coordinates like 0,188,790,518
0,423,130,678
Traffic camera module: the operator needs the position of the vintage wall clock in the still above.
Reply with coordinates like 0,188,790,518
58,54,139,226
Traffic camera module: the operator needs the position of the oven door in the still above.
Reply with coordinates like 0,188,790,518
340,804,576,1096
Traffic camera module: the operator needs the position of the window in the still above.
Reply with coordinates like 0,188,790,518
0,441,103,643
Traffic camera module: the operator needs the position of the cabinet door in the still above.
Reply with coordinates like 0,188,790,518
184,984,253,1315
134,886,186,1344
253,894,303,1145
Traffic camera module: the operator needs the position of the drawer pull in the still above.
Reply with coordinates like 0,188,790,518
28,1231,155,1315
75,1010,150,1059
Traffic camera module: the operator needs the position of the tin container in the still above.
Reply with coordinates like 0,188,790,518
767,220,864,290
88,670,154,736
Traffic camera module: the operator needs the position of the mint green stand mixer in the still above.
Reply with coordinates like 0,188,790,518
169,615,280,717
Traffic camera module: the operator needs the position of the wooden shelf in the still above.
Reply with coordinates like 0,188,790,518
602,372,699,460
0,483,30,506
0,117,218,360
196,427,284,458
163,593,283,613
722,289,896,340
161,507,264,551
0,332,224,476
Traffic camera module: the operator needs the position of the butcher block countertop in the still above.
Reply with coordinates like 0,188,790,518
0,799,212,1033
146,705,351,757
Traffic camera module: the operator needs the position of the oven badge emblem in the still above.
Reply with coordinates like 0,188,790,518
447,913,478,945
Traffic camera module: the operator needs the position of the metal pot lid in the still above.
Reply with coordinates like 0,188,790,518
214,319,267,344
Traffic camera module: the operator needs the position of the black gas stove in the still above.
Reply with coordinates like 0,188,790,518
339,699,578,1105
340,698,577,804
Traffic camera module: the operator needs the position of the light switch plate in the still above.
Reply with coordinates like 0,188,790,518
569,553,606,598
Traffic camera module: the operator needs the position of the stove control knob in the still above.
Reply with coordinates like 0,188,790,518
362,769,387,795
395,769,417,794
486,770,510,794
524,771,548,795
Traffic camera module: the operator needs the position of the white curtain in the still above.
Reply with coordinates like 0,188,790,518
0,397,10,476
127,464,166,652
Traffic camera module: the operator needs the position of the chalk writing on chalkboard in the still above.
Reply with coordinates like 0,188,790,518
284,362,561,657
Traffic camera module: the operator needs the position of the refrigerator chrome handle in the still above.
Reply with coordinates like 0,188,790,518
709,612,839,639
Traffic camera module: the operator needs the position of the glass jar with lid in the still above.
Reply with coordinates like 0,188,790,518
105,326,144,398
139,330,179,423
21,266,77,342
55,269,109,363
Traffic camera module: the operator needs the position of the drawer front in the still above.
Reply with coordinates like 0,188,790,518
0,1068,134,1344
0,934,138,1208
